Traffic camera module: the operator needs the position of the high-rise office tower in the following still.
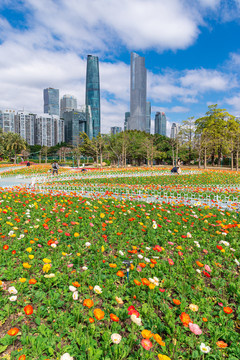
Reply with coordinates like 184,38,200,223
85,55,100,139
60,95,77,117
128,52,147,131
44,87,59,116
171,123,179,139
63,106,92,146
155,112,167,136
146,102,151,133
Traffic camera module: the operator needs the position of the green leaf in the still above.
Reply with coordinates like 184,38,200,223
0,345,8,354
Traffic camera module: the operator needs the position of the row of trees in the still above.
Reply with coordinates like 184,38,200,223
1,104,239,169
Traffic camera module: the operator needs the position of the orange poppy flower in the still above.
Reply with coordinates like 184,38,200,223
83,299,94,308
24,305,33,315
72,281,81,287
89,286,93,290
139,263,146,268
141,278,151,286
196,261,204,267
223,307,233,314
150,259,157,264
89,317,95,323
110,313,119,322
109,264,117,268
7,327,19,336
116,271,124,277
153,333,165,346
29,279,37,285
134,279,142,286
216,341,228,348
179,312,192,327
173,299,181,305
18,356,26,360
202,317,208,322
94,308,105,320
141,330,152,339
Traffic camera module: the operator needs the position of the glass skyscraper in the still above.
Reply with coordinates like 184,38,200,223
60,94,77,117
155,112,167,136
44,88,59,116
129,52,147,131
85,55,100,139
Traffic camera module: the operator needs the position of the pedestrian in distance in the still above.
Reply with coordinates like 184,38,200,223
52,161,59,175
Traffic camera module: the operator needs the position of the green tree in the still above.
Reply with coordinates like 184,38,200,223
5,133,27,164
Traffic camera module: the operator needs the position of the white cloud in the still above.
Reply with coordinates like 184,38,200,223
180,69,237,92
225,93,240,115
19,0,202,52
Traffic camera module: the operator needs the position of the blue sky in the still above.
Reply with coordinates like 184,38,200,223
0,0,240,134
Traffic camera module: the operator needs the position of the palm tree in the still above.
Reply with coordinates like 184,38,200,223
5,133,27,164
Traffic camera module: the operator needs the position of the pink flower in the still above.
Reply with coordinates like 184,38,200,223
204,264,211,272
168,258,174,266
137,266,142,272
37,244,42,248
189,322,202,335
218,302,223,307
67,264,74,268
89,223,94,227
203,249,208,254
168,242,174,245
178,251,183,256
141,339,153,350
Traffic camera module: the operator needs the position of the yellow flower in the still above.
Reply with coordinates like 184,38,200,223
158,355,171,360
149,283,155,290
23,262,31,269
176,246,182,250
77,253,81,256
42,264,51,273
101,246,105,252
221,249,225,253
29,255,34,260
141,329,152,339
26,247,32,253
74,233,79,237
19,278,26,283
43,258,51,263
100,213,105,218
62,252,67,256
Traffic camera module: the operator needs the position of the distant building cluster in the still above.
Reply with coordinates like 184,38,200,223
0,54,100,146
0,52,181,145
170,123,180,139
0,109,64,146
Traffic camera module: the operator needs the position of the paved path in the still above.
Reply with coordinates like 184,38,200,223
0,176,34,188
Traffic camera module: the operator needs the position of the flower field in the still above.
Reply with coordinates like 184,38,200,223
0,168,240,360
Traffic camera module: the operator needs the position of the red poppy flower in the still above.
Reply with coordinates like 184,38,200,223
7,327,19,336
203,271,211,278
24,305,33,315
179,312,192,327
3,245,9,250
223,307,233,314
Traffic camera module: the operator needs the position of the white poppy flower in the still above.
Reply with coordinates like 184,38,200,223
8,286,18,294
60,353,74,360
9,296,17,301
73,291,78,300
69,286,77,292
94,285,102,294
111,333,122,344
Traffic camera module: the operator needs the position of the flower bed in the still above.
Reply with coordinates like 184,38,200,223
0,169,239,360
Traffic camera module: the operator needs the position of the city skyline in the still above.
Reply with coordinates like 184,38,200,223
0,1,240,135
